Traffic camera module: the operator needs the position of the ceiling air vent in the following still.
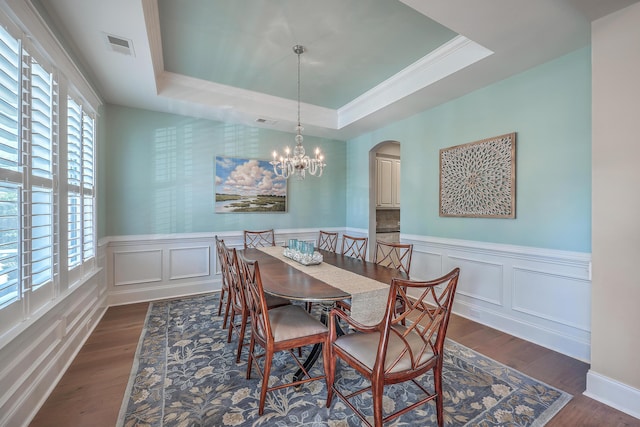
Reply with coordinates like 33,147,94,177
104,33,135,56
255,118,277,125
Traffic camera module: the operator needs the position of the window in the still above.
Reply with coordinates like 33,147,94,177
0,22,96,319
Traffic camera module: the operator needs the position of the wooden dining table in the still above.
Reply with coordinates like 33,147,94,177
241,247,408,382
242,247,407,303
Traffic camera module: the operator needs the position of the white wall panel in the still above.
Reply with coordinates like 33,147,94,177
402,233,591,361
113,249,163,286
449,255,504,306
0,248,107,427
104,229,592,363
169,246,210,280
407,249,443,280
107,234,222,305
512,267,590,331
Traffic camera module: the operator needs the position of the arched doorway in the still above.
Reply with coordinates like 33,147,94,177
368,141,401,259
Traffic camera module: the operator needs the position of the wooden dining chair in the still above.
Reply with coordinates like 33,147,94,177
317,230,338,252
237,252,330,415
326,268,461,427
373,240,413,276
341,234,368,261
243,229,276,249
214,235,232,328
222,241,290,362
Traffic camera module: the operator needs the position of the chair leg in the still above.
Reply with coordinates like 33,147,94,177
217,287,226,316
372,379,384,427
258,350,273,416
246,335,255,380
227,308,236,343
323,341,333,407
434,363,444,427
325,348,336,407
236,310,249,363
222,293,232,329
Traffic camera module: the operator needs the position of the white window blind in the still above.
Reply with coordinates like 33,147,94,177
81,113,94,261
0,25,21,307
28,58,55,291
0,19,97,324
0,184,20,308
67,97,82,268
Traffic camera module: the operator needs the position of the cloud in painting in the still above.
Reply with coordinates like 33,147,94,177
219,159,286,196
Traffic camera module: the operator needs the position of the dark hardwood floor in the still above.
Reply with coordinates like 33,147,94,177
29,300,639,426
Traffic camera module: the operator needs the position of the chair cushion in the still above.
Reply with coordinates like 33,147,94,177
268,305,328,343
265,294,290,309
334,326,434,374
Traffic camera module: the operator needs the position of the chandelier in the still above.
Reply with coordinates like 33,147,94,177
271,45,325,179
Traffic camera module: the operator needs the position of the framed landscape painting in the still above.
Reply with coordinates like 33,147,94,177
215,156,287,213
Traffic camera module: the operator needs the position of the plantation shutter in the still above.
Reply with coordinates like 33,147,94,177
67,96,82,269
0,25,21,307
28,59,55,290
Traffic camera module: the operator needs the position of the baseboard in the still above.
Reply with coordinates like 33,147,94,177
453,300,590,362
585,370,640,420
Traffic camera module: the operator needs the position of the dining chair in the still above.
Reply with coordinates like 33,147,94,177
373,240,414,320
341,234,368,261
326,268,461,427
373,240,413,276
243,229,276,249
222,241,290,362
317,230,338,252
237,252,330,415
214,235,231,328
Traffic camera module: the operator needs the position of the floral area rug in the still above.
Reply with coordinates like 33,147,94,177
117,293,571,426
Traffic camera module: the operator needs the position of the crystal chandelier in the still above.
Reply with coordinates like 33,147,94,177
271,45,325,179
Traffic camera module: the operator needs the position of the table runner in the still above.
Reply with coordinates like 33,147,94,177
257,246,390,325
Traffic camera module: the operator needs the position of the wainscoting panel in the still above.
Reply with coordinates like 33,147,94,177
407,249,443,282
512,267,590,331
107,234,223,306
114,249,163,286
0,251,107,427
401,233,591,361
169,246,211,280
449,255,504,307
103,229,592,362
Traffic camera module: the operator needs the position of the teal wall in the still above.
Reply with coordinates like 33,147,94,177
347,47,592,252
99,47,591,252
98,107,347,237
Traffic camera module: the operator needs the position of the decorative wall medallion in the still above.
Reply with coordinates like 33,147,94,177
439,132,516,218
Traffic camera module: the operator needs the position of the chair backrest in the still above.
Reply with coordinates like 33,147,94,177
373,241,413,276
221,241,244,311
317,230,338,252
237,253,271,343
214,235,226,277
244,229,276,249
377,268,460,376
341,234,368,261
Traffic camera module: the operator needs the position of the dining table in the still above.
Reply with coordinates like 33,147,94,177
241,246,408,382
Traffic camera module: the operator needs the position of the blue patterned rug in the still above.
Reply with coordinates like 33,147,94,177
117,293,571,426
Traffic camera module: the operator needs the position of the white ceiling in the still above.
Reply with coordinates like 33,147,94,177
35,0,639,141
